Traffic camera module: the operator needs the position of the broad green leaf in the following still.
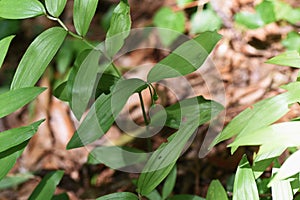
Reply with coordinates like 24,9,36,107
147,31,221,83
45,0,67,17
96,192,138,200
0,0,45,19
167,195,205,200
0,35,15,69
0,173,34,189
233,155,259,200
153,7,185,46
255,0,276,24
51,193,69,200
0,87,45,118
28,170,64,200
291,173,300,194
105,0,131,57
0,120,44,153
266,51,300,68
67,79,147,149
145,189,161,200
11,27,67,89
273,0,300,24
270,150,300,186
234,12,264,29
162,165,177,200
88,146,147,169
191,5,222,34
210,82,300,151
206,180,228,200
271,167,293,200
73,0,98,36
282,32,300,53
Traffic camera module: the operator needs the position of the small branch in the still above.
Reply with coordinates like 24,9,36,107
138,92,149,125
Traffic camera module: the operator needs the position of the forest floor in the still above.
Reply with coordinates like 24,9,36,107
0,0,300,199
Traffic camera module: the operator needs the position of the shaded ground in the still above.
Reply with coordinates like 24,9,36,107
0,0,299,199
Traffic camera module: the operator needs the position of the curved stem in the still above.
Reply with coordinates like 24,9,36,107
138,92,149,125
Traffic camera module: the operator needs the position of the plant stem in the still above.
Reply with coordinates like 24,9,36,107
138,92,149,125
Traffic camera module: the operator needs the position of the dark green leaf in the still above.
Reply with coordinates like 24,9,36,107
0,173,34,189
53,81,69,101
45,0,67,17
0,149,24,181
282,32,300,53
73,0,98,36
167,195,205,200
11,27,67,89
191,5,222,34
206,180,228,200
210,82,300,151
0,35,15,69
266,51,300,68
51,193,69,200
105,0,131,57
96,192,138,200
233,155,259,200
28,170,64,200
0,20,20,39
147,31,221,82
0,120,44,153
162,165,177,200
0,87,45,118
153,7,185,46
0,0,45,19
96,73,120,96
67,78,147,149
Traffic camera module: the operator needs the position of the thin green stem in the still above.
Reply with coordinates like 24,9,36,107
111,63,122,78
138,92,149,125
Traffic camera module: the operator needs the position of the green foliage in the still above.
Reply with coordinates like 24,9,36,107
28,170,64,200
96,192,138,200
206,180,228,200
266,51,300,68
45,0,67,17
0,173,33,190
282,32,300,53
162,165,177,200
0,35,15,69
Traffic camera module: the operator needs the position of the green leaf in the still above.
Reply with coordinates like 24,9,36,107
67,78,147,149
282,32,300,53
270,167,293,200
105,0,131,57
0,35,15,69
95,73,120,96
73,0,98,36
0,120,44,153
176,0,193,7
11,27,67,89
266,51,300,68
162,165,177,200
0,20,20,39
233,155,259,200
167,195,205,200
0,0,45,19
96,192,138,200
206,180,228,200
255,0,276,24
234,12,264,29
28,170,64,200
270,150,300,186
153,7,185,46
210,82,300,151
273,0,300,24
45,0,67,17
51,193,69,200
147,31,221,83
145,189,161,200
0,87,45,118
0,173,34,189
191,6,222,34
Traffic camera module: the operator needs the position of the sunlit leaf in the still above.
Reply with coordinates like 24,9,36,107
45,0,67,17
282,32,300,53
0,173,34,189
206,180,228,200
0,0,45,19
147,31,221,82
233,155,259,200
11,27,67,89
105,0,131,57
0,35,15,69
235,12,264,29
96,192,138,200
210,82,300,151
73,0,98,36
162,165,177,200
255,0,276,24
0,87,45,118
153,7,185,46
28,170,64,200
271,167,293,200
0,120,44,153
266,51,300,68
